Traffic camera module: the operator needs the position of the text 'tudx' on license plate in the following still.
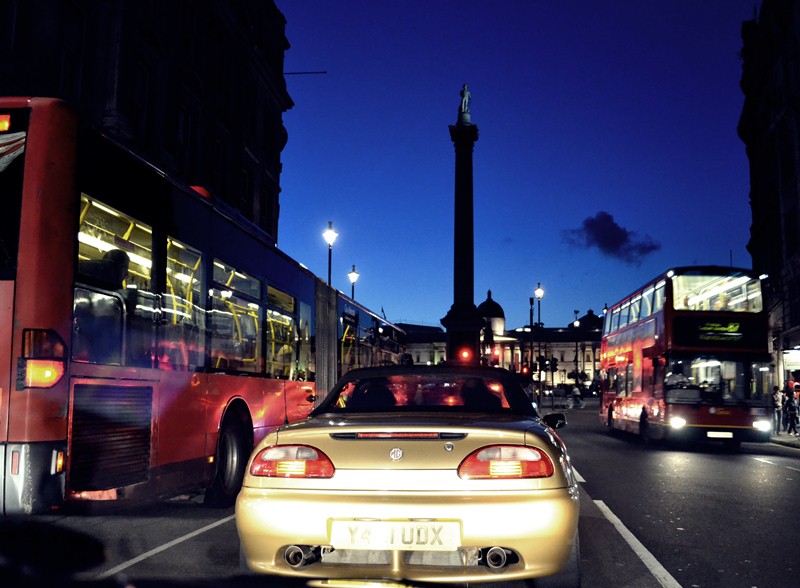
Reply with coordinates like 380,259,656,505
329,520,461,551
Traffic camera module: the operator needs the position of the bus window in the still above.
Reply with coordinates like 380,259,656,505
0,110,26,279
72,287,124,364
160,238,205,369
297,301,313,381
618,302,630,329
640,286,654,319
209,260,262,373
653,281,665,312
610,308,621,332
76,195,154,366
629,295,641,324
266,286,296,379
77,195,152,291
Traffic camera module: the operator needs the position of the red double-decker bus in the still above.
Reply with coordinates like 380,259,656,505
599,266,773,447
0,97,402,514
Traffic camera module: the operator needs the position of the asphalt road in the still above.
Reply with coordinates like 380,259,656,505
13,399,800,588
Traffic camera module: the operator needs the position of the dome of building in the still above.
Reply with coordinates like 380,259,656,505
477,290,506,337
477,290,505,319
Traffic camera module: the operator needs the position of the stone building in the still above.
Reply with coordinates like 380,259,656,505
400,291,603,389
739,0,800,379
0,0,292,242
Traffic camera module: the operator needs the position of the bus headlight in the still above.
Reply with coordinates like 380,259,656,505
669,417,687,429
752,420,771,432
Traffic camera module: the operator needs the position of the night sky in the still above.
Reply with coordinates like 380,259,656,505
274,0,761,330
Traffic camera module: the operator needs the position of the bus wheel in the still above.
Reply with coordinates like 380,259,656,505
205,412,250,508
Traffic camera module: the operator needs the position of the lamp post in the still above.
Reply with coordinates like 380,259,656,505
348,265,359,299
528,297,534,370
534,282,544,405
322,221,338,286
573,310,580,386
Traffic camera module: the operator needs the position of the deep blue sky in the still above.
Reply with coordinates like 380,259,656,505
275,0,761,330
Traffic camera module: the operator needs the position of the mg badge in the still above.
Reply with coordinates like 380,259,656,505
389,447,404,461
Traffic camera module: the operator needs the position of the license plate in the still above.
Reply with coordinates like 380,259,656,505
329,520,461,551
707,431,734,439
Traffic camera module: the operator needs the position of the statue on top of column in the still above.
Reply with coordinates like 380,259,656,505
457,83,472,125
459,83,471,114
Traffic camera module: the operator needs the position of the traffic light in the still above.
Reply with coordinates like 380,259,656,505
519,363,532,384
457,347,474,363
551,357,558,372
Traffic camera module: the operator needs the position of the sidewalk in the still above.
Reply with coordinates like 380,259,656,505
771,432,800,448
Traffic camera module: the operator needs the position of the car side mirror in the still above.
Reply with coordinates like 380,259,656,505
542,412,567,429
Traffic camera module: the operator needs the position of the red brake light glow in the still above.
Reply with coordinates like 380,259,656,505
458,445,554,479
250,445,334,478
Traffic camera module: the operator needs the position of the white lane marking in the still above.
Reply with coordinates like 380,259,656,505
96,514,236,579
572,466,586,483
753,456,800,473
594,500,682,588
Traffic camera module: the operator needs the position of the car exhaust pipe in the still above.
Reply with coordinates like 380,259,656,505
484,546,510,570
284,545,318,568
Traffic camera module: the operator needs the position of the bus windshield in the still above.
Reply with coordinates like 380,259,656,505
672,272,762,313
665,356,770,404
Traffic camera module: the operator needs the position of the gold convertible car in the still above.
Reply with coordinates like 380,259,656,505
236,364,580,587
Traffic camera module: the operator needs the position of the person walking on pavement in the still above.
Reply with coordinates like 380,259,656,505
786,388,799,436
771,386,784,435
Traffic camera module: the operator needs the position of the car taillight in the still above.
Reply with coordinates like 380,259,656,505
249,445,335,478
457,445,554,479
16,329,67,390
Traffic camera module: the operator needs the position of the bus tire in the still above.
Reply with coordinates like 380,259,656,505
205,411,250,508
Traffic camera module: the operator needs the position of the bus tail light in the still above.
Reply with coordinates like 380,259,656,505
249,445,335,478
458,445,554,479
16,329,67,390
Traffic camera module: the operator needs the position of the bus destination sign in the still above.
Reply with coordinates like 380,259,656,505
672,315,762,350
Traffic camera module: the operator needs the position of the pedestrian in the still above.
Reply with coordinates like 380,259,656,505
771,386,784,435
786,389,799,436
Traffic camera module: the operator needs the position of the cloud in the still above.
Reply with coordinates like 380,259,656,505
561,211,660,266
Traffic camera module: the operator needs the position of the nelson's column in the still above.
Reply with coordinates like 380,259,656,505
440,84,484,361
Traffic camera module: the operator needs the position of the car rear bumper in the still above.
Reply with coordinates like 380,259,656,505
236,485,579,582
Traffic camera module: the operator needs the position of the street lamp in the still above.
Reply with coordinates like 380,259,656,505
348,265,359,299
534,282,544,404
528,296,534,374
322,221,338,286
573,310,580,385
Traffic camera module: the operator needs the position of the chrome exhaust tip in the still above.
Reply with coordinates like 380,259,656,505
484,546,511,570
284,545,318,568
